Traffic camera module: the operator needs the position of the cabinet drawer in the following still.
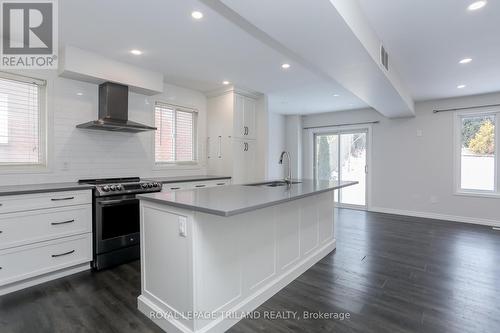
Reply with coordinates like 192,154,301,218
0,190,92,214
0,234,92,287
161,183,186,192
0,205,92,250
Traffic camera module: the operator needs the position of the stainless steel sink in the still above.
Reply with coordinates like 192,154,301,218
245,181,302,187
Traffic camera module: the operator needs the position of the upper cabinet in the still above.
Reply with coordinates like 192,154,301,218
234,94,256,140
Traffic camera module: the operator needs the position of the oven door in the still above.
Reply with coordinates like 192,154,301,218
95,195,140,254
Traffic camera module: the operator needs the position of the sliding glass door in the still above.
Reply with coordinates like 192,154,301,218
314,130,368,208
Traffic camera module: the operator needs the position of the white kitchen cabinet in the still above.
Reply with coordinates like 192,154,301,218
232,140,257,184
234,94,256,140
161,179,230,193
207,88,263,184
0,189,92,295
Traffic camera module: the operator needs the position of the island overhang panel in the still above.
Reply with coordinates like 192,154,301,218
137,180,356,333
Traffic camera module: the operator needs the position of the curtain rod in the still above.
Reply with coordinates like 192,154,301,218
433,103,500,113
303,120,379,130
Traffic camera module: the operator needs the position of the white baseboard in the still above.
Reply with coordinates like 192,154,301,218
369,206,500,228
0,263,91,296
138,240,336,333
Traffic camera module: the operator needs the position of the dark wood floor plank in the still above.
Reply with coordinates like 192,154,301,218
1,208,499,333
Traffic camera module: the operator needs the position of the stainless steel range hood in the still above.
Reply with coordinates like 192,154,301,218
76,82,156,133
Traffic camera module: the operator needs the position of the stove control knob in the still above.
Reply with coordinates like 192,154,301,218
115,185,122,191
141,183,148,188
153,182,158,187
102,186,110,192
109,185,116,191
147,183,153,188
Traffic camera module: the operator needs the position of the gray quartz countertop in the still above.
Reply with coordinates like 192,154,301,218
0,182,94,197
144,175,231,184
138,179,358,217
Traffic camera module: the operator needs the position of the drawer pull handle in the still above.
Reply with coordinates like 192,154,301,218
195,185,206,188
170,187,181,190
216,183,225,186
51,250,75,258
51,219,75,226
51,197,75,201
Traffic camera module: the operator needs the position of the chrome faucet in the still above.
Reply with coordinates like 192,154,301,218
279,151,292,184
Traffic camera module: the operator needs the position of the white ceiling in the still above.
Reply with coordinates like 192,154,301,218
60,0,367,115
358,0,500,101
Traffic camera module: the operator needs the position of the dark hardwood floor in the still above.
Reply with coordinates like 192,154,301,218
1,209,499,333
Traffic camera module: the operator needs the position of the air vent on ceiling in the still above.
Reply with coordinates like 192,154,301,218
380,45,389,71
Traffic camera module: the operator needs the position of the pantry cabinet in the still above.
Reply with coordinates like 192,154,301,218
207,88,262,184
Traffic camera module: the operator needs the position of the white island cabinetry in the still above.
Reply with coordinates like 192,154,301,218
138,180,357,333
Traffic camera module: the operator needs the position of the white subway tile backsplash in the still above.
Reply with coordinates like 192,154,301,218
0,73,207,185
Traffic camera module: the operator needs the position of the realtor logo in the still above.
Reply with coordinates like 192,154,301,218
0,0,58,68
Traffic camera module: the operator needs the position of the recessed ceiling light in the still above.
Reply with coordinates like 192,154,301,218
333,94,340,97
191,11,203,19
457,84,466,89
281,63,291,69
130,49,142,55
467,0,487,11
459,58,472,64
76,92,83,96
222,80,230,85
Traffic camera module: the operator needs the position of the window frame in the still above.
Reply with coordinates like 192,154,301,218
153,101,199,168
453,108,500,198
0,71,48,172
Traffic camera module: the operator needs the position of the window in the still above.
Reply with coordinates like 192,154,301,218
456,110,499,195
154,102,197,164
0,73,46,167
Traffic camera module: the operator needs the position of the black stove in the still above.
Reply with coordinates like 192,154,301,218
78,177,162,270
79,177,161,197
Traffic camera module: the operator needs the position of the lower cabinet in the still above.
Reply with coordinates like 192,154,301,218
161,179,230,192
0,234,91,287
0,190,93,295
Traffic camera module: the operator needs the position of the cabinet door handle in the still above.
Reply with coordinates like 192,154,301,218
244,142,249,151
170,187,181,190
207,137,210,159
218,136,222,158
51,250,75,258
51,197,75,201
51,219,75,226
216,183,226,186
195,184,206,188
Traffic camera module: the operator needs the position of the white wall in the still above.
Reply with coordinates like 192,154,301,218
302,92,500,226
285,115,303,179
266,112,286,179
0,71,207,185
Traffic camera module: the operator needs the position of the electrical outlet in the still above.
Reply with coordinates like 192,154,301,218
178,216,187,237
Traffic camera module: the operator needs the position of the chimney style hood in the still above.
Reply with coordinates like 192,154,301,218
76,82,157,133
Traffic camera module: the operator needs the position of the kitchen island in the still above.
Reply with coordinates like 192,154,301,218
137,179,357,333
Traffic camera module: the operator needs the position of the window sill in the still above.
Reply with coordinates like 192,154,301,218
454,190,500,199
0,164,51,174
153,161,203,171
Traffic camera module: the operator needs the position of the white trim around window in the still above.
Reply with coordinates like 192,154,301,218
153,101,200,169
453,107,500,198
